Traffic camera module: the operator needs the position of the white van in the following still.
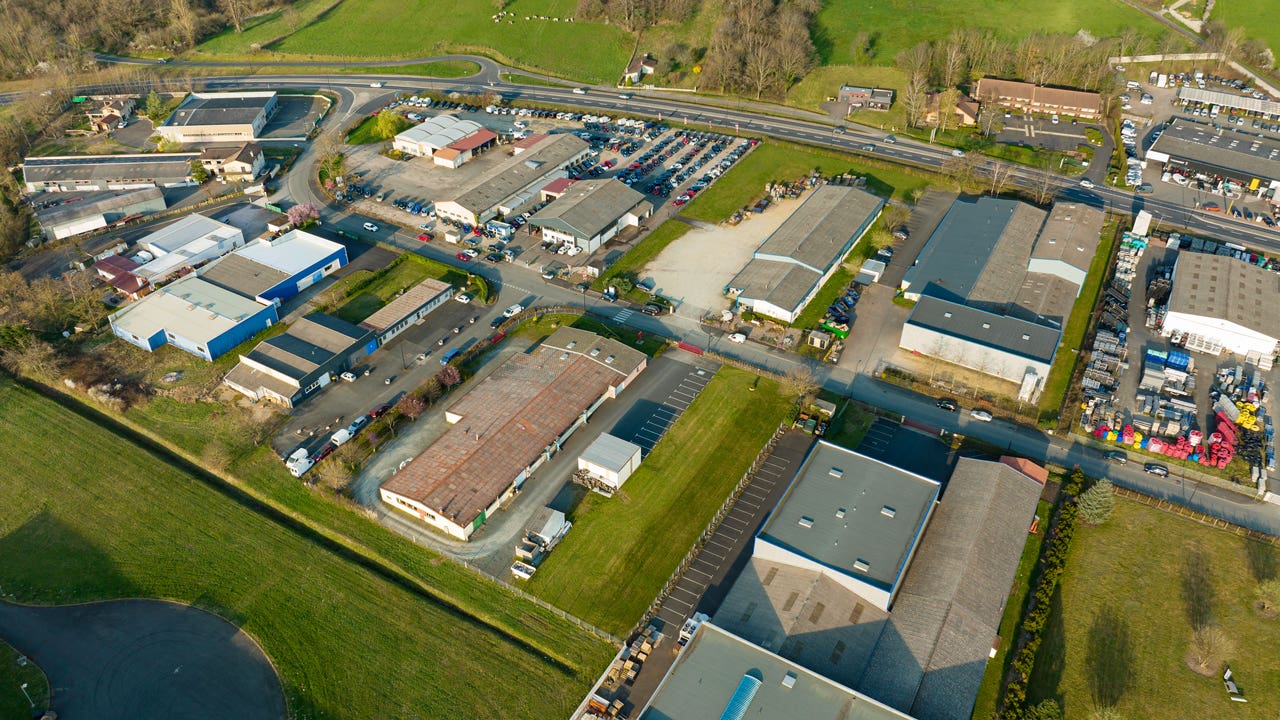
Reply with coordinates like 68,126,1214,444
573,87,588,95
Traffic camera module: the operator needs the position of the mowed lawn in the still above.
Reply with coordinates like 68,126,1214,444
1210,0,1280,58
234,0,632,83
528,366,794,636
331,254,467,324
1028,497,1280,719
682,142,930,224
814,0,1173,65
0,379,606,719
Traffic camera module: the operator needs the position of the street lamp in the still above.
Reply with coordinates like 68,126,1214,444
19,683,33,708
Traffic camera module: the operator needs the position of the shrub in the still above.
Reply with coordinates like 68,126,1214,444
1078,479,1115,525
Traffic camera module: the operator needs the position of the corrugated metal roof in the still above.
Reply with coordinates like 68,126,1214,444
1149,117,1280,181
755,184,884,273
528,178,648,240
359,278,453,332
23,153,199,185
1168,251,1280,340
579,433,642,471
906,294,1061,364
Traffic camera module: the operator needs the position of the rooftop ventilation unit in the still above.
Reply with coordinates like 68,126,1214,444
781,672,797,689
853,558,871,573
605,355,615,363
835,507,846,519
881,506,896,518
590,348,601,356
828,467,844,478
798,516,815,529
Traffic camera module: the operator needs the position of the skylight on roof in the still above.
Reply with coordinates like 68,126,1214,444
798,516,814,529
828,467,844,478
853,559,871,573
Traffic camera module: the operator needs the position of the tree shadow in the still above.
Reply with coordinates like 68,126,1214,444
1243,539,1277,582
0,509,136,602
1026,586,1066,707
1180,542,1214,631
1084,605,1135,711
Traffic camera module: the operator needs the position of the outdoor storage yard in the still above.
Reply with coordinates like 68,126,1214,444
0,378,613,719
1028,495,1280,719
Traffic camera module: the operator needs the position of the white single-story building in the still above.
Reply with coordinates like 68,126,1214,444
577,433,643,494
528,179,651,253
1161,251,1280,362
132,213,246,285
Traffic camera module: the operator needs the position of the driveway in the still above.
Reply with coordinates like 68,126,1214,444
0,600,285,720
996,117,1089,152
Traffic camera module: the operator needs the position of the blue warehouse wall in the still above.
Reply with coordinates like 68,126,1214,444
258,247,348,304
204,304,279,360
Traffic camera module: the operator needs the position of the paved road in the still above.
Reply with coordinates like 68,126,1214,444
0,600,285,720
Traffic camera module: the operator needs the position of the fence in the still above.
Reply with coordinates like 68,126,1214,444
630,421,789,638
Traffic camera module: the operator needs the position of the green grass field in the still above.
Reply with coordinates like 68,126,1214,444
527,366,794,635
345,114,385,145
681,143,931,224
0,639,48,718
0,378,612,719
330,254,466,324
1210,0,1280,59
514,313,668,356
204,0,633,83
1037,221,1117,426
593,220,691,291
813,0,1172,66
1027,497,1280,719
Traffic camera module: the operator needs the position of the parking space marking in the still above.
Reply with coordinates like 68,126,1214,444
707,536,736,552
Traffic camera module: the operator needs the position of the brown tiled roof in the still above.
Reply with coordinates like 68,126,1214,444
359,278,453,332
975,78,1101,114
448,129,498,152
998,456,1048,485
513,133,549,150
95,254,140,278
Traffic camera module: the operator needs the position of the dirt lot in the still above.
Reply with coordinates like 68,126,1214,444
638,198,804,317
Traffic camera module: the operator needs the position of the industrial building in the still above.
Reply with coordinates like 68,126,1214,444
639,622,913,720
198,143,265,182
973,77,1102,119
712,442,1044,720
131,213,246,285
379,327,646,540
392,115,499,168
1162,252,1280,362
727,183,884,323
223,313,375,407
35,187,167,241
156,91,279,144
1146,118,1280,197
197,229,347,305
838,85,895,111
577,433,643,494
434,133,589,226
528,179,651,253
1177,86,1280,121
357,277,455,346
109,274,277,361
898,197,1103,395
22,153,199,193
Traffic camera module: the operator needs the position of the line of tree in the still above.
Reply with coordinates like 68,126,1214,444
700,0,819,99
574,0,699,32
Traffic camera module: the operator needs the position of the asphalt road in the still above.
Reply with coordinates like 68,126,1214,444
0,599,285,720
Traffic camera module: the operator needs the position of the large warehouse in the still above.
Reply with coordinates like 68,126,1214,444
392,115,498,168
35,187,167,241
1146,118,1280,196
109,274,277,361
434,133,589,226
132,213,246,285
22,153,199,193
197,229,347,305
900,294,1061,385
712,442,1044,720
528,178,651,253
380,327,646,540
727,183,884,323
156,91,278,144
223,313,374,408
1162,252,1280,364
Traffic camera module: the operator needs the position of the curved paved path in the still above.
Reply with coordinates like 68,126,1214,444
0,599,285,720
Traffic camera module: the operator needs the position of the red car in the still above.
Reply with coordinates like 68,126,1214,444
313,442,336,462
456,251,471,261
417,233,431,242
369,404,392,419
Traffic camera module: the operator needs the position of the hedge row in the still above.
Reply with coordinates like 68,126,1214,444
999,468,1088,719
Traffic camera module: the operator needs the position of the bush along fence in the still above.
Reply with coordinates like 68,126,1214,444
631,421,789,639
997,468,1087,719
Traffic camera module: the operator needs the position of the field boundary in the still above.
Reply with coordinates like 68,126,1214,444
4,373,591,674
1113,485,1280,543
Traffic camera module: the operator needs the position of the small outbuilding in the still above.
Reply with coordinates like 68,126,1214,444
578,433,643,494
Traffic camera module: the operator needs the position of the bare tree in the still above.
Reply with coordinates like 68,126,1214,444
938,32,968,89
218,0,246,33
1030,158,1060,205
901,73,928,127
780,367,819,398
942,153,978,188
935,88,959,133
170,0,199,48
987,162,1015,196
0,335,62,382
896,42,933,84
774,6,815,90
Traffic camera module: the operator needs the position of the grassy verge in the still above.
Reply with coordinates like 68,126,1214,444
792,265,856,329
592,220,691,291
332,61,479,77
823,398,878,448
971,498,1053,719
682,142,932,224
345,114,385,145
514,312,668,357
0,638,48,718
0,378,610,719
1026,496,1280,719
1037,220,1118,426
527,366,794,635
328,253,466,324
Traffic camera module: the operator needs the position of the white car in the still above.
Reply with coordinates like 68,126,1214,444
970,409,993,422
727,333,746,343
1079,179,1095,189
288,457,315,478
284,447,309,468
362,222,379,232
340,371,357,382
503,303,525,318
455,292,472,304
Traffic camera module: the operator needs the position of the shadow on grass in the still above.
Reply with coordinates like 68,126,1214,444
0,510,137,601
1026,586,1066,707
1244,538,1277,582
1181,542,1214,631
1084,605,1135,712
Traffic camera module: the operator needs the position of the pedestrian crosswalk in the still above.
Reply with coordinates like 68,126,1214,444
613,308,635,323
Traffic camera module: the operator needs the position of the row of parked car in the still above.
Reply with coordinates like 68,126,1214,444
285,403,392,478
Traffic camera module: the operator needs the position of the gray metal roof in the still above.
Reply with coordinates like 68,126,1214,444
1010,272,1077,326
1168,252,1280,340
641,622,912,720
164,92,274,128
448,134,587,215
1029,201,1105,273
906,294,1061,365
359,278,453,331
528,179,648,240
1149,118,1280,181
901,197,1046,303
23,153,199,184
760,441,940,591
245,313,370,380
538,325,648,379
140,213,240,254
579,433,642,471
1177,86,1280,117
858,458,1043,720
728,259,822,316
36,187,165,226
197,253,290,298
755,183,884,273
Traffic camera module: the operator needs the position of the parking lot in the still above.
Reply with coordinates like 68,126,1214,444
996,115,1091,152
260,95,330,139
609,365,715,455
